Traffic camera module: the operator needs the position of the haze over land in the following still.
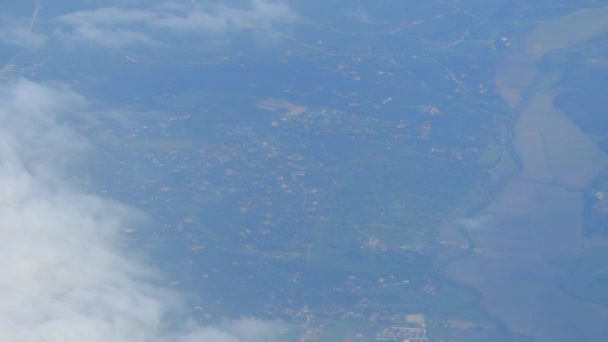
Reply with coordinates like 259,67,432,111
2,1,608,341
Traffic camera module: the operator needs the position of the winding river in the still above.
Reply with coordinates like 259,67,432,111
445,7,608,341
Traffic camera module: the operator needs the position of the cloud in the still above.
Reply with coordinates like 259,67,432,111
0,79,285,341
52,7,158,48
153,0,295,33
458,216,487,230
0,8,46,49
0,26,47,49
54,0,296,48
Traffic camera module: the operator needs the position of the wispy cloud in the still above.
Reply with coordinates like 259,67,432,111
54,0,296,48
0,4,45,50
0,26,47,49
0,79,284,341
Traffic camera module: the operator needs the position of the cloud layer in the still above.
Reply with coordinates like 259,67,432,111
0,79,284,341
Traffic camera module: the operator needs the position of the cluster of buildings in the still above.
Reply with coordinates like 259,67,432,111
295,314,428,341
375,326,427,341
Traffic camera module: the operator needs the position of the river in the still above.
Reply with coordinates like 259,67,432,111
444,7,608,341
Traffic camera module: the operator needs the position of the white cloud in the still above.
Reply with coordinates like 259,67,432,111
0,79,285,341
458,216,486,230
54,24,156,48
0,27,47,49
58,7,157,27
153,0,295,33
54,0,296,48
53,7,158,48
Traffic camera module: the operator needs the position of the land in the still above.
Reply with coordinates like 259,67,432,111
8,1,608,341
442,5,608,341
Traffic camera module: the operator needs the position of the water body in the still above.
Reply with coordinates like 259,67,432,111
445,7,608,341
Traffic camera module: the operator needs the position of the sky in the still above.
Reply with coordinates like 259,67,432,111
0,1,295,341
